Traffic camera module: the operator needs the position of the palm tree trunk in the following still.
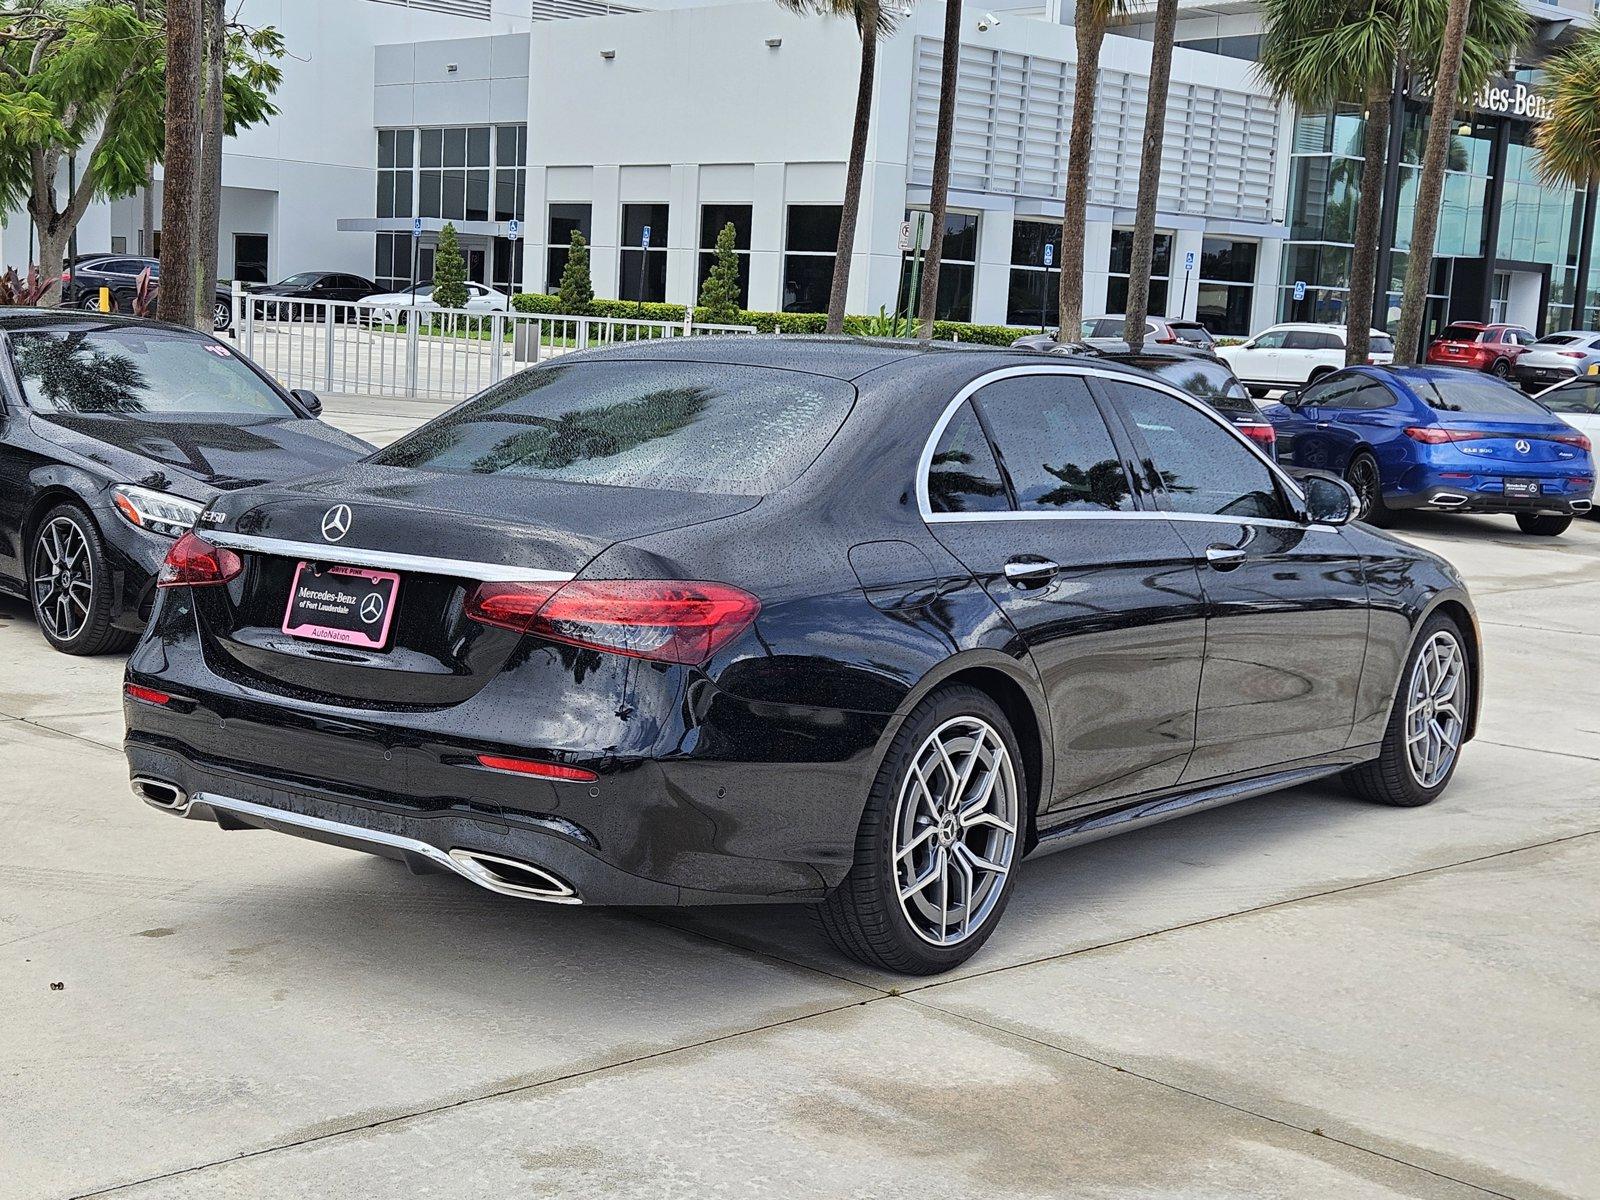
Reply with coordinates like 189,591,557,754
1395,0,1470,363
828,1,879,335
1058,7,1106,339
1345,74,1392,365
195,0,225,330
1122,0,1177,352
916,0,963,338
158,0,203,327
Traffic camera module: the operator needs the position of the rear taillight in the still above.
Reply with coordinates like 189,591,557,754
1559,351,1587,359
1237,422,1276,453
1154,335,1177,345
157,531,243,588
465,579,760,665
1405,427,1484,444
1554,431,1592,452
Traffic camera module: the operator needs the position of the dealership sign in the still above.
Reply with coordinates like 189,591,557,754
1470,78,1552,122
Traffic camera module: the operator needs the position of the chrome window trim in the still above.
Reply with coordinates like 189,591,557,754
201,530,574,583
916,363,1309,524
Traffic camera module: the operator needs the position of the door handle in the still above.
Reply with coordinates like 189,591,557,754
1204,544,1248,571
1004,558,1060,585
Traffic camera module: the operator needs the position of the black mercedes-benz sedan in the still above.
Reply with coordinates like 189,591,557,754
125,338,1480,974
0,311,372,655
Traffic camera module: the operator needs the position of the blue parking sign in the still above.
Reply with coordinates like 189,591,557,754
1293,280,1307,301
641,225,652,249
1043,243,1054,268
412,216,422,238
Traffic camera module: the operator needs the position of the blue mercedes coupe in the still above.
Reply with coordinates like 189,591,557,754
1265,365,1594,535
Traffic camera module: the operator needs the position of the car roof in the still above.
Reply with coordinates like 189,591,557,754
0,308,202,334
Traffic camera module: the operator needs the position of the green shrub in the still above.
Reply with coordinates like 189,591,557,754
510,292,1034,344
431,223,468,311
556,231,595,314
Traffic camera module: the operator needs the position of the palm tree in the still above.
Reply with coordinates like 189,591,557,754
1532,27,1600,327
915,0,963,338
158,0,203,327
1394,0,1527,362
1122,0,1178,352
777,0,900,333
1058,0,1128,340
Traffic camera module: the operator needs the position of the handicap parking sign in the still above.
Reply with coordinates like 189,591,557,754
1293,280,1307,301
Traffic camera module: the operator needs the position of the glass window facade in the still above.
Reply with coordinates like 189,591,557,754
783,205,841,313
1280,84,1592,340
1196,238,1257,336
895,210,978,322
374,125,527,295
1107,229,1172,315
547,203,591,289
1008,220,1060,329
619,203,669,302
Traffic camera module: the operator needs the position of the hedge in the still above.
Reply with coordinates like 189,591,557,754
510,292,1033,346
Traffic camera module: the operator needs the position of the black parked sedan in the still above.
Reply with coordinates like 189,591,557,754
63,255,235,332
0,312,372,654
247,272,378,320
125,338,1480,974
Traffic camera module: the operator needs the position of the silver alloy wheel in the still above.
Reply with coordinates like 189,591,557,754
213,301,230,330
892,715,1019,947
32,516,94,643
1405,630,1466,789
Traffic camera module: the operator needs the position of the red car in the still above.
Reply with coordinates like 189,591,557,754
1425,322,1536,378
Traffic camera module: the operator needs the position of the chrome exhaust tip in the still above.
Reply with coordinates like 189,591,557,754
1430,492,1468,508
1572,499,1592,514
131,776,189,813
446,849,581,904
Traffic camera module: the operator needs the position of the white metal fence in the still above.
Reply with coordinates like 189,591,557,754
232,283,757,401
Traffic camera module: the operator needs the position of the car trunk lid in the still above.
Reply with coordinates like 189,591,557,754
191,464,758,707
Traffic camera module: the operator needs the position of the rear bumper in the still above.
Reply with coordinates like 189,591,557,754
1385,484,1593,515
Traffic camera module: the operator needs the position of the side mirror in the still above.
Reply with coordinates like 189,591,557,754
1298,470,1358,527
1278,386,1304,408
290,388,323,417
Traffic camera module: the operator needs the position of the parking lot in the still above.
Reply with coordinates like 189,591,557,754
3,391,1598,1200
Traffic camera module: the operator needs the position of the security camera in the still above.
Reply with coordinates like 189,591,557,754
976,11,1000,30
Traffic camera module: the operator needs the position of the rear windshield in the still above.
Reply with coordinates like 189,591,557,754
1416,375,1550,415
1370,334,1396,354
1535,334,1584,347
1439,325,1486,342
373,360,855,496
8,327,293,417
1118,356,1254,415
1167,322,1215,344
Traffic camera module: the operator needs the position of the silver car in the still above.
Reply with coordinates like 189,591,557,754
1512,330,1600,389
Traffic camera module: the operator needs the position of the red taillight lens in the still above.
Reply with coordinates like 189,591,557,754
474,754,597,782
1554,431,1593,452
124,683,172,706
61,270,71,283
157,531,243,588
1237,422,1276,452
465,579,761,665
1559,351,1587,359
1405,427,1474,444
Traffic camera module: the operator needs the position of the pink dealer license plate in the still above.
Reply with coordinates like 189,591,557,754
282,563,400,650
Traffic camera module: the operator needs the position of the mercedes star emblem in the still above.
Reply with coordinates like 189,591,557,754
1515,439,1531,455
359,592,385,624
321,504,352,542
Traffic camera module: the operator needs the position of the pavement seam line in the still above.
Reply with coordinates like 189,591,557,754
61,994,890,1200
904,996,1523,1200
904,826,1600,996
1477,738,1600,764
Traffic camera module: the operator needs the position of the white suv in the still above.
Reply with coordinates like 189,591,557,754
1218,323,1395,395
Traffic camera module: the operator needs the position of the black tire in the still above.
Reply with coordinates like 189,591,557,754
1344,451,1393,527
1343,612,1471,807
29,503,135,656
1515,513,1571,536
1490,358,1510,379
1307,366,1334,385
816,684,1026,975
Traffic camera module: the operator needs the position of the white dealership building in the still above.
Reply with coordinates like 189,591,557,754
3,0,1594,336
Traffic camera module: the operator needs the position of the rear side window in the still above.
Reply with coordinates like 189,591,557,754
1540,380,1600,415
974,375,1133,512
1310,376,1394,411
1105,381,1287,520
927,400,1008,513
374,360,854,496
1418,376,1550,415
1282,331,1328,350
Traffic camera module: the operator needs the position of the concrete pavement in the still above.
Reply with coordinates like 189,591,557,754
1,394,1596,1198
